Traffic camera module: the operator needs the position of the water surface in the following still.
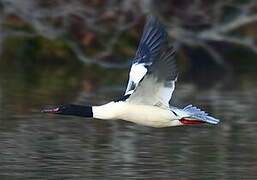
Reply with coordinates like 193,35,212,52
0,63,257,179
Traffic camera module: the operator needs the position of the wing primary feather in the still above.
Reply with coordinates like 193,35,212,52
125,16,168,95
134,16,168,64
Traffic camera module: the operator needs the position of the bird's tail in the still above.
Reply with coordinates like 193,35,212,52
182,105,220,124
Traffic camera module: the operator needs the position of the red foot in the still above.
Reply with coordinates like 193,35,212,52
179,118,204,125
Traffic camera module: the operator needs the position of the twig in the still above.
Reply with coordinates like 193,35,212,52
67,40,130,69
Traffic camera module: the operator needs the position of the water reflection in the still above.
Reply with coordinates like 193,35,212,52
0,62,257,179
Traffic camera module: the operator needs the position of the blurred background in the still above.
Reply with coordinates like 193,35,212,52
0,0,257,179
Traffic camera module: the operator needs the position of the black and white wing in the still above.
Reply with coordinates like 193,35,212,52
127,46,177,108
125,16,168,95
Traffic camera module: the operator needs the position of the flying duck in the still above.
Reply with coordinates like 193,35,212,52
42,16,220,128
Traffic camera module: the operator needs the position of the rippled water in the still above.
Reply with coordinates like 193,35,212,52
0,63,257,179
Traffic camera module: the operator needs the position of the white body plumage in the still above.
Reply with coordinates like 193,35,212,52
93,102,182,128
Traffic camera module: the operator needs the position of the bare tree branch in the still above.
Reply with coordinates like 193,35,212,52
221,36,257,54
67,40,130,69
214,14,257,34
0,0,257,69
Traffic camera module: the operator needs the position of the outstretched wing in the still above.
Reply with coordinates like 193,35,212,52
127,46,177,108
125,16,168,95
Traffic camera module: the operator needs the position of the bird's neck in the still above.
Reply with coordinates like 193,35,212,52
70,105,93,117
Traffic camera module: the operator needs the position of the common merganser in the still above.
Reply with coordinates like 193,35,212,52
42,16,220,128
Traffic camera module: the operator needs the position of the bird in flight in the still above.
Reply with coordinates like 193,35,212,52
42,16,220,128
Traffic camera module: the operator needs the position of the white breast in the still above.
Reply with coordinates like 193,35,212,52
92,102,182,127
